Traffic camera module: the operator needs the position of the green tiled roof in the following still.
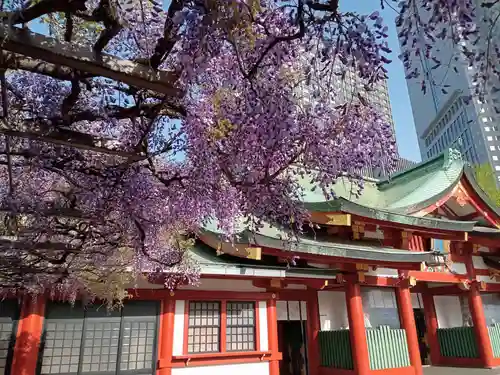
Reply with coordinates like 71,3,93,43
297,149,499,229
300,149,465,215
304,198,476,232
189,242,339,278
292,150,475,231
199,149,498,261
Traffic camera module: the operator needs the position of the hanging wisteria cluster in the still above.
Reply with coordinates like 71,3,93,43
398,0,500,102
0,0,497,303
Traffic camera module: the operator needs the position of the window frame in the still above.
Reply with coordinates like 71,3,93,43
185,301,222,354
183,299,260,356
225,301,257,352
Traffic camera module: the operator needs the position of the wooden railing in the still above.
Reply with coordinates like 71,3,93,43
366,326,411,370
318,330,353,370
488,323,500,358
318,326,412,371
437,327,479,358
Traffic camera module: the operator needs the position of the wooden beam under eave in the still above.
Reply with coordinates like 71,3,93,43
470,236,500,249
427,285,464,295
198,234,262,260
480,283,500,293
407,270,467,284
262,246,422,270
370,219,470,241
0,26,181,96
325,213,351,226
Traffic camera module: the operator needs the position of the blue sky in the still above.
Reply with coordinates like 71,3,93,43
341,1,421,162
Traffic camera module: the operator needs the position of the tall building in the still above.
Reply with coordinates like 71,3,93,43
398,0,500,185
298,58,414,177
333,67,417,176
337,68,395,133
297,58,396,134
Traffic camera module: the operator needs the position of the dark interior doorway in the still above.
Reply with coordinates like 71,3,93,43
278,320,308,375
414,308,430,365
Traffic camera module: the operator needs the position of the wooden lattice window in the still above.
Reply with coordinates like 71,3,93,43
186,300,257,354
226,302,255,352
187,302,220,354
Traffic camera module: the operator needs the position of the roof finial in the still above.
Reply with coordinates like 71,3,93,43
444,148,462,169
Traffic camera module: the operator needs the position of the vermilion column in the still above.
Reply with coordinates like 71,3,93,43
11,295,46,375
267,298,280,375
306,291,321,374
345,283,370,375
158,298,176,375
397,287,423,375
469,284,495,368
422,292,441,365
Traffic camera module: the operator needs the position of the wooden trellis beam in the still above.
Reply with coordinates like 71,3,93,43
0,26,182,96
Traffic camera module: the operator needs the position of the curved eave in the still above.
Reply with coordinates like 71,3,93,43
473,226,500,239
393,170,463,214
304,198,476,232
252,233,437,263
188,243,339,279
200,229,438,264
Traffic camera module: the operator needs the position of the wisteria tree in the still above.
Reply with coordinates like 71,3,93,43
0,0,497,303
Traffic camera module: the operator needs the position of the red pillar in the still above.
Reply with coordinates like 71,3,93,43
267,298,280,375
11,295,46,375
306,290,321,374
158,298,176,375
345,283,370,375
397,287,423,375
469,284,495,368
422,292,441,365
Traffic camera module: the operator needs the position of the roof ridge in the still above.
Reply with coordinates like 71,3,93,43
377,149,464,188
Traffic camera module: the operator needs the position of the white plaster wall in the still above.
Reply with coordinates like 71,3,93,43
172,362,270,375
366,267,399,277
179,279,265,291
450,262,467,274
173,300,185,356
434,295,463,328
473,256,488,269
479,246,491,253
318,291,348,330
258,301,268,351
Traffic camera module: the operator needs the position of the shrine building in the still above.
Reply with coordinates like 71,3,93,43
4,149,500,375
